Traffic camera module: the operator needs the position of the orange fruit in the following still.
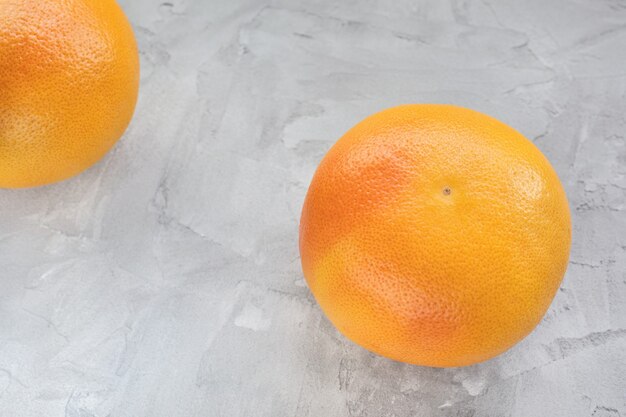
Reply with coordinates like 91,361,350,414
0,0,139,188
299,104,571,367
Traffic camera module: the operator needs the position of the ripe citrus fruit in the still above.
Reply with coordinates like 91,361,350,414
0,0,139,188
299,104,571,367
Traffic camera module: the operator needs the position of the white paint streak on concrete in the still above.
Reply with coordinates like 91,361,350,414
234,304,271,331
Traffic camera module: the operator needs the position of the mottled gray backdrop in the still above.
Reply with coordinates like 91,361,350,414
1,0,625,416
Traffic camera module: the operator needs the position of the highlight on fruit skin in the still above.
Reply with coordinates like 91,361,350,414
299,104,572,368
0,0,140,188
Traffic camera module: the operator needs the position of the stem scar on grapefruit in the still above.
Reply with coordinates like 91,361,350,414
0,0,140,188
299,104,572,367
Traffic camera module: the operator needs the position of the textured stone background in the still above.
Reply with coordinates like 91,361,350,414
1,0,625,416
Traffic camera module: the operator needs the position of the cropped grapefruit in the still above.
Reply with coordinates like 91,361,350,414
0,0,139,188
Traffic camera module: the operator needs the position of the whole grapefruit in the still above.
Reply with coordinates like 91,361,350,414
0,0,139,188
299,104,571,367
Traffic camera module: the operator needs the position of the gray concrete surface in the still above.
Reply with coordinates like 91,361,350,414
1,0,625,416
